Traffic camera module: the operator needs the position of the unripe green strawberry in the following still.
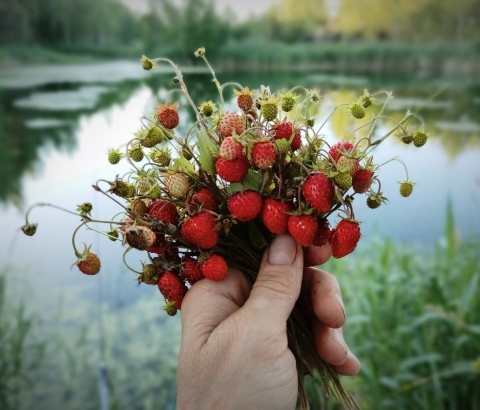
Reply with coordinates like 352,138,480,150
108,148,123,165
280,92,296,112
106,228,119,241
111,180,135,198
348,102,365,119
138,263,160,285
165,173,189,199
413,131,428,147
199,100,216,117
181,146,193,160
141,55,156,70
399,181,414,197
261,100,278,121
21,223,38,236
128,144,144,162
141,126,165,147
306,119,315,127
163,301,178,316
401,135,413,144
366,192,386,209
146,182,161,199
129,198,148,216
76,202,92,216
150,148,171,166
361,93,373,108
334,171,352,190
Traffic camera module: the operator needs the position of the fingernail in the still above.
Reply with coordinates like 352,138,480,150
335,291,346,321
269,234,297,265
331,328,348,353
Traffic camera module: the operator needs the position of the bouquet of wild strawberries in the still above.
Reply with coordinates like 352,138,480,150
21,48,428,409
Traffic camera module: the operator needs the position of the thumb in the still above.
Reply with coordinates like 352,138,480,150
246,234,304,325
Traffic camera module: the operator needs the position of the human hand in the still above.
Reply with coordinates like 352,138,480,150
176,233,360,410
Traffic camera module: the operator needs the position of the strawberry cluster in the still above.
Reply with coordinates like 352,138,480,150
22,50,427,409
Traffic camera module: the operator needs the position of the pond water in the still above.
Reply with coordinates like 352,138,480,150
0,60,480,304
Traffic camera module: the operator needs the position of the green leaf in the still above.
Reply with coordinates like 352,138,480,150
227,169,262,194
173,157,196,176
196,128,217,175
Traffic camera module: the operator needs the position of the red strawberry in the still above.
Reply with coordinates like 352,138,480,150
312,218,332,246
291,131,302,151
218,111,245,137
251,141,276,169
227,190,263,221
199,253,228,281
234,87,255,112
181,211,218,249
287,214,318,247
219,136,243,160
302,173,334,213
330,219,361,258
76,250,101,275
181,256,204,284
329,141,355,162
148,199,178,225
215,153,249,183
157,102,179,129
189,188,218,211
352,169,374,193
261,198,293,234
158,271,188,309
273,121,301,150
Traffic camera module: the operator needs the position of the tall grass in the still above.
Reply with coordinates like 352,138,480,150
309,202,480,409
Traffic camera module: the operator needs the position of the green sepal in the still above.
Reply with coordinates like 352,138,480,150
173,157,196,176
227,169,262,194
248,221,268,250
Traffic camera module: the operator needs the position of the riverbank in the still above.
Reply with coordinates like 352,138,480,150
1,41,480,78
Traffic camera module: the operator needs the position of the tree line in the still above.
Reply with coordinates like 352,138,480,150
1,0,479,61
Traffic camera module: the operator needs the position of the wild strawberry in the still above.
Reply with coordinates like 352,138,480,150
274,121,294,140
111,179,135,198
129,198,148,216
280,91,297,112
150,147,171,166
413,131,428,147
399,181,415,197
302,173,334,213
141,126,165,147
181,256,204,284
352,169,374,194
199,253,228,281
189,188,218,212
199,100,216,117
138,263,160,285
329,141,355,163
366,192,387,209
107,148,123,165
334,171,352,190
348,102,365,119
251,140,276,169
165,173,189,198
181,145,193,160
158,271,188,309
312,218,332,246
330,219,361,258
361,90,373,108
218,111,245,137
148,199,178,225
227,190,263,221
261,198,293,234
219,136,243,160
181,211,218,249
163,301,178,316
337,156,359,176
157,102,180,129
21,223,38,236
291,131,302,151
287,214,318,247
215,153,249,183
76,246,101,275
261,99,278,121
234,87,256,112
123,225,156,250
106,228,119,241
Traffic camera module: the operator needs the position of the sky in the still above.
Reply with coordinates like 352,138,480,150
118,0,280,21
